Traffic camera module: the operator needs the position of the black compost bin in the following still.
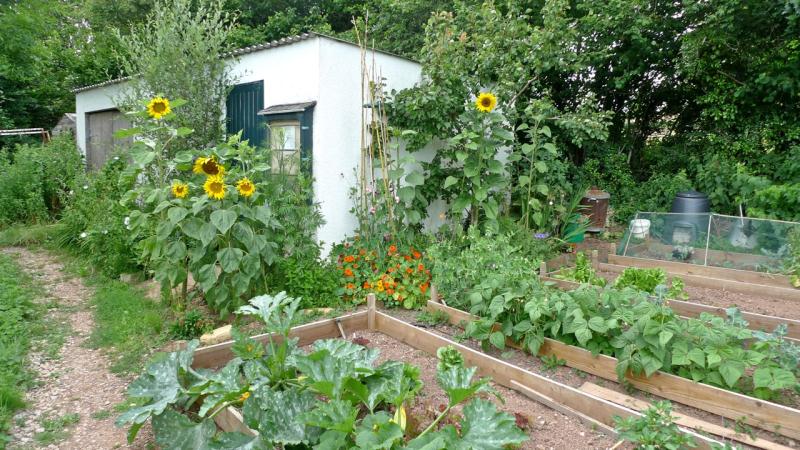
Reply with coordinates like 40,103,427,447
664,191,710,245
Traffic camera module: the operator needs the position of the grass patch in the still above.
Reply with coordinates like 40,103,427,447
85,279,171,374
90,409,111,420
33,412,79,445
0,223,63,247
0,253,44,445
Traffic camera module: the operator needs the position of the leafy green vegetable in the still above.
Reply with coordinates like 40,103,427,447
554,252,606,287
118,292,528,448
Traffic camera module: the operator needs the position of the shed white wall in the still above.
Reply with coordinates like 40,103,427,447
314,39,423,251
74,35,428,252
75,82,131,156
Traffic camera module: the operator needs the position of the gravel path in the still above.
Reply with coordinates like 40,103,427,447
3,247,153,450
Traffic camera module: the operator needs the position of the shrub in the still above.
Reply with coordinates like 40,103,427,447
0,135,83,225
427,227,540,310
169,309,214,340
269,255,340,309
56,155,140,277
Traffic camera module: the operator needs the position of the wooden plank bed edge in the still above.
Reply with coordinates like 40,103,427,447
425,300,800,441
374,311,721,449
578,382,792,450
192,310,369,369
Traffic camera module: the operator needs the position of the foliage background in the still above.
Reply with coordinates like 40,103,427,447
1,0,798,220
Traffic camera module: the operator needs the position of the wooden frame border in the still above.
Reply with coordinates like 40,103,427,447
425,300,800,442
190,300,723,448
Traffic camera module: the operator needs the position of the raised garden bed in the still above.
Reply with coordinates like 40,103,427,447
423,299,800,446
184,297,726,449
541,253,800,340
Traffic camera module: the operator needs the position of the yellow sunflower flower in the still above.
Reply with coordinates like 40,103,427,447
192,156,208,174
195,156,224,176
146,97,171,119
171,181,189,199
475,92,497,113
236,177,255,198
203,175,226,200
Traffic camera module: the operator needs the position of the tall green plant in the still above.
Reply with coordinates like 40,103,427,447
114,0,237,149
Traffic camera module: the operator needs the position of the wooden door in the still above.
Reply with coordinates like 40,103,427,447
86,110,131,170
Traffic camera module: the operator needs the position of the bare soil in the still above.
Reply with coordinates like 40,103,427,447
348,329,619,450
3,247,154,450
384,308,800,450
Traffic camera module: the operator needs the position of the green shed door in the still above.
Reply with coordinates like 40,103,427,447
226,81,264,146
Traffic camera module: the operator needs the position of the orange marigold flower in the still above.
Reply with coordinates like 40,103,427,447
386,288,394,295
344,268,354,277
359,249,366,255
404,255,411,261
388,267,395,273
413,251,422,259
344,255,355,263
420,282,429,294
406,268,413,274
346,283,355,290
363,281,371,289
388,244,397,254
418,264,425,271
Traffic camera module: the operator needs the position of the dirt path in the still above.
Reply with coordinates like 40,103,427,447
3,247,153,450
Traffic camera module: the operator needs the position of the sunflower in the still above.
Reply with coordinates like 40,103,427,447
194,156,224,176
203,175,227,200
236,177,255,198
475,92,497,113
192,156,208,174
171,181,189,199
146,97,171,119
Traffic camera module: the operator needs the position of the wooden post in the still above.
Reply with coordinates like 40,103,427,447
591,250,599,270
367,293,376,330
539,261,548,277
430,284,438,303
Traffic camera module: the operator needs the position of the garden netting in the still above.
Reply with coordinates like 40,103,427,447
618,212,800,274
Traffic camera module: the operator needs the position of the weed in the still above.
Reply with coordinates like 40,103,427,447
34,412,80,445
416,309,449,326
90,410,111,420
169,309,214,340
85,279,171,374
540,354,566,371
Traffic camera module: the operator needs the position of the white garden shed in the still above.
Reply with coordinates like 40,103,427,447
73,33,424,250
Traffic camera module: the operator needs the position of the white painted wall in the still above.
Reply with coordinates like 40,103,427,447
75,82,131,156
314,39,422,251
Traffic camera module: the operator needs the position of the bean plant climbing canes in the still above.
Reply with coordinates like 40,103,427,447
121,98,322,314
116,292,529,449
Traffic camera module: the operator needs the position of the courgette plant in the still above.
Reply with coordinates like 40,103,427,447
117,292,528,449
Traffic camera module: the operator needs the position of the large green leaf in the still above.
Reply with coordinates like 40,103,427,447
436,366,492,407
242,386,321,445
293,348,358,399
117,341,202,442
153,410,216,450
718,360,745,388
311,339,379,371
210,209,237,234
198,359,244,417
354,411,404,449
753,367,797,390
217,247,244,273
302,399,358,433
456,399,528,449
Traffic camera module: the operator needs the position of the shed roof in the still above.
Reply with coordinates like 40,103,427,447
258,101,317,115
73,32,417,94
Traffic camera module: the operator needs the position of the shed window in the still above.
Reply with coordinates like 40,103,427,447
269,121,301,175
